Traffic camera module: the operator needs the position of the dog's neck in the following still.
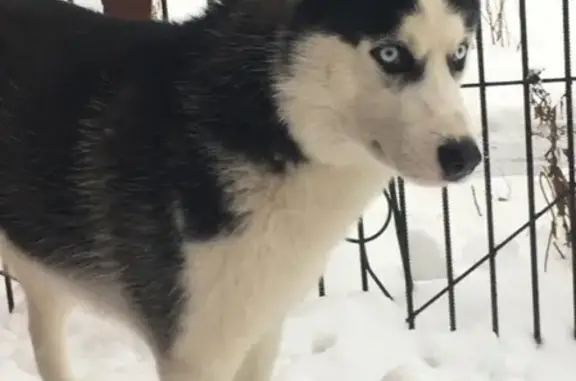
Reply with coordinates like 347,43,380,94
176,12,308,170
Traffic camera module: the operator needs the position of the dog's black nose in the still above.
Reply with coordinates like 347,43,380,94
437,138,481,181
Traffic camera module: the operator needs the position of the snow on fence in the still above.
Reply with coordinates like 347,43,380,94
2,0,575,346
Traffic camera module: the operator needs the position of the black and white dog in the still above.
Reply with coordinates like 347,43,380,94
0,0,481,380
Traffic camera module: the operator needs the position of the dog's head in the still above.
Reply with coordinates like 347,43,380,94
273,0,481,185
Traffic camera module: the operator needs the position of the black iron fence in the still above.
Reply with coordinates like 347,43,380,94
2,0,575,346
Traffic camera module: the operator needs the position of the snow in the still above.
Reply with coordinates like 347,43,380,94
2,0,576,380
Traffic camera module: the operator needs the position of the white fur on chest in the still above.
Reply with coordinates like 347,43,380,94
181,162,389,342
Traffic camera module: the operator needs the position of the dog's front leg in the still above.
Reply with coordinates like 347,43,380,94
157,334,249,381
157,323,282,381
232,323,282,381
156,308,259,381
155,292,285,381
17,274,74,381
156,242,300,381
26,294,73,381
0,242,74,381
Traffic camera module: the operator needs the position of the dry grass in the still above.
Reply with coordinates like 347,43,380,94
528,69,573,270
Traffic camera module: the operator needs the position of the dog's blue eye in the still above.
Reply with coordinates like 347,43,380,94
371,43,416,75
447,42,469,74
379,46,400,63
453,42,468,61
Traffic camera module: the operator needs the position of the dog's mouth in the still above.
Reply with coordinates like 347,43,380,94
368,139,443,185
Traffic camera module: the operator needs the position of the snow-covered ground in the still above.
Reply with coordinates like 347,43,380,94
2,0,576,380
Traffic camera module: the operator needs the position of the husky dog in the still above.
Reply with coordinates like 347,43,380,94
0,0,481,380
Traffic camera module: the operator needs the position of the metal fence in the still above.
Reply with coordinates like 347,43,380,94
2,0,575,346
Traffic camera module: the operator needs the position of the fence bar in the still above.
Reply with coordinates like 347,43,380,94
161,0,169,21
441,188,456,331
461,76,576,89
518,0,542,344
357,219,370,292
389,179,415,328
2,266,14,313
560,0,576,339
318,276,326,297
407,189,572,323
475,15,500,336
358,253,394,300
345,190,395,299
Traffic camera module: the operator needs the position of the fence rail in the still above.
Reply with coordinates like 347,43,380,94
2,0,575,346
